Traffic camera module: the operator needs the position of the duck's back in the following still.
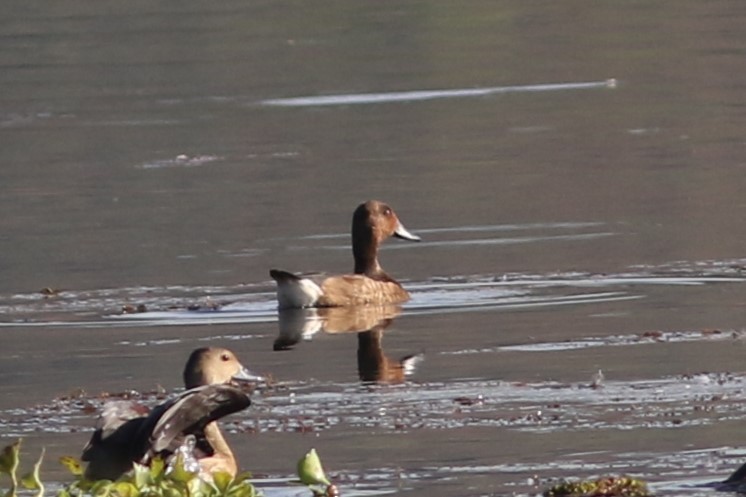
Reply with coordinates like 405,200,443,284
318,273,410,307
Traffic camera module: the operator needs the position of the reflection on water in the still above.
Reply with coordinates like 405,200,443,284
274,306,422,385
357,326,423,385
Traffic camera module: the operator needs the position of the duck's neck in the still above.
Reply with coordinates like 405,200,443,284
201,422,237,476
352,227,382,276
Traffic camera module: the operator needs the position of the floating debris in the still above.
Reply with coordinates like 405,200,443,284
590,370,605,389
543,476,651,497
121,304,148,314
453,395,484,406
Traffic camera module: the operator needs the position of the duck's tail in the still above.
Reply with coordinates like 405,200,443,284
269,269,323,308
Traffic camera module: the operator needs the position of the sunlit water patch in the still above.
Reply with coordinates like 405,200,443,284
260,79,617,107
6,372,746,437
0,271,744,330
137,154,223,169
495,329,744,353
1,220,745,329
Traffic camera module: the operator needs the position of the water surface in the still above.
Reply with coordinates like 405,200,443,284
3,1,746,496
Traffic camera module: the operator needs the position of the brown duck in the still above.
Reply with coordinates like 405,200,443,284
81,347,262,480
270,200,420,308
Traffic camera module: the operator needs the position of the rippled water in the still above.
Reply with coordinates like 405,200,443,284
4,1,746,496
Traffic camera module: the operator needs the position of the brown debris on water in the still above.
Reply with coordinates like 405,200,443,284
701,328,723,335
589,370,605,389
121,304,147,314
543,476,652,497
639,330,663,341
453,395,484,406
186,296,223,311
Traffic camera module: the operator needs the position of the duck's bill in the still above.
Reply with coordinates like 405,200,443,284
232,366,265,383
394,222,421,242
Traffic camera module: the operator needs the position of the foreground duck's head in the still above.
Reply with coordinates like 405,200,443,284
182,347,264,389
352,200,420,275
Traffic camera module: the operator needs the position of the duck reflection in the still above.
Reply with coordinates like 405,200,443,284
273,305,423,384
357,322,423,384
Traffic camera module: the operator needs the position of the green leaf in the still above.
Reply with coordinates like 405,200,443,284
0,440,21,476
132,463,151,489
149,458,166,481
1,439,21,497
88,480,113,497
231,472,252,485
297,449,330,487
212,472,232,494
111,482,139,497
20,447,45,497
162,487,182,497
186,475,208,497
225,481,255,497
59,456,84,477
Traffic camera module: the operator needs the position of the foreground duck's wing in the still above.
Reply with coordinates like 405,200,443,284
81,401,150,480
142,384,251,459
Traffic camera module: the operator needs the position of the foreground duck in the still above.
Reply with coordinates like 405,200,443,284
270,200,420,308
81,347,262,480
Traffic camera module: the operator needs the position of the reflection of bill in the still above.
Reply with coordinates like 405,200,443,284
357,325,423,385
273,305,423,384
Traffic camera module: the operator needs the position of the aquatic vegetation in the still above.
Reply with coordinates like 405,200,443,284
57,455,258,497
0,440,337,497
297,449,338,497
543,476,651,497
0,439,45,497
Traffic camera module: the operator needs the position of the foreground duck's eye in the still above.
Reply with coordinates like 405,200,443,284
383,207,392,216
221,353,230,361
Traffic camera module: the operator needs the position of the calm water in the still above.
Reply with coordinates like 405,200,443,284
3,1,746,496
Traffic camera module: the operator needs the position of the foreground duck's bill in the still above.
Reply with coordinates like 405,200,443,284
232,366,264,383
393,222,421,241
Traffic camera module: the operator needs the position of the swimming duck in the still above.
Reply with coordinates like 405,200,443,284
270,200,420,308
81,347,262,481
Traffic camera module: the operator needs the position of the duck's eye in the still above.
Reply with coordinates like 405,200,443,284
383,208,392,216
221,353,230,361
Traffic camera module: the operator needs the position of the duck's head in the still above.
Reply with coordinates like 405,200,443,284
353,200,420,244
183,347,264,389
351,200,420,275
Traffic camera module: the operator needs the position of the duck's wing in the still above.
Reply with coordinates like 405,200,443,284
81,401,150,480
142,384,251,460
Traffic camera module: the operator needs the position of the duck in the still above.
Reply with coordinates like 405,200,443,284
81,347,263,481
270,200,420,308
